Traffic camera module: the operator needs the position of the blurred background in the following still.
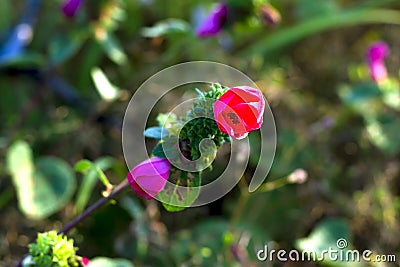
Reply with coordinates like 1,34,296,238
1,0,400,266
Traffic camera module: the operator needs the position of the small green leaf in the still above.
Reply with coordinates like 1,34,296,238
339,83,382,117
365,114,400,155
141,19,190,38
74,159,92,174
152,137,180,159
91,67,121,101
96,33,128,65
144,127,169,139
296,218,350,252
74,159,112,189
87,257,134,267
156,113,178,127
158,172,201,212
379,78,400,110
195,88,205,97
152,143,167,158
74,157,117,214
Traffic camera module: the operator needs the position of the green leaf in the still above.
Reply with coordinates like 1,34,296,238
91,67,121,101
339,83,381,116
156,113,178,127
74,157,116,214
48,31,87,65
7,141,76,219
144,127,169,139
152,143,167,158
74,159,112,189
141,19,190,38
339,83,381,105
96,33,128,65
295,218,360,266
365,114,400,155
158,172,201,212
241,9,400,57
296,218,350,253
33,158,76,219
295,0,339,19
74,159,93,174
379,78,400,110
87,257,134,267
0,53,44,68
151,137,179,159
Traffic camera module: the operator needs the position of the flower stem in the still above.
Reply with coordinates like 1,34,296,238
255,176,289,193
58,179,129,234
231,177,250,223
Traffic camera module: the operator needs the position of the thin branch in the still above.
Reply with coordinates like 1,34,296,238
15,179,130,267
58,179,130,234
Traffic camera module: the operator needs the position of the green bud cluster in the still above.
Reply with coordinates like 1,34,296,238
179,84,231,160
28,231,80,267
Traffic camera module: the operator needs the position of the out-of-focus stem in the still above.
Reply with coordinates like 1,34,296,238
241,9,400,57
231,175,291,223
231,178,250,223
58,179,129,234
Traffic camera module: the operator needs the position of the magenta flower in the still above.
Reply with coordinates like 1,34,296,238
367,41,389,62
61,0,82,18
366,41,389,82
127,157,170,200
196,3,228,37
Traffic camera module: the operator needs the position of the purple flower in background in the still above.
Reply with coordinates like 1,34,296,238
196,3,228,37
367,41,389,62
366,41,389,83
61,0,82,18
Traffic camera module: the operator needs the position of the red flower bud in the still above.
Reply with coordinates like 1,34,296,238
127,157,170,200
213,86,265,139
